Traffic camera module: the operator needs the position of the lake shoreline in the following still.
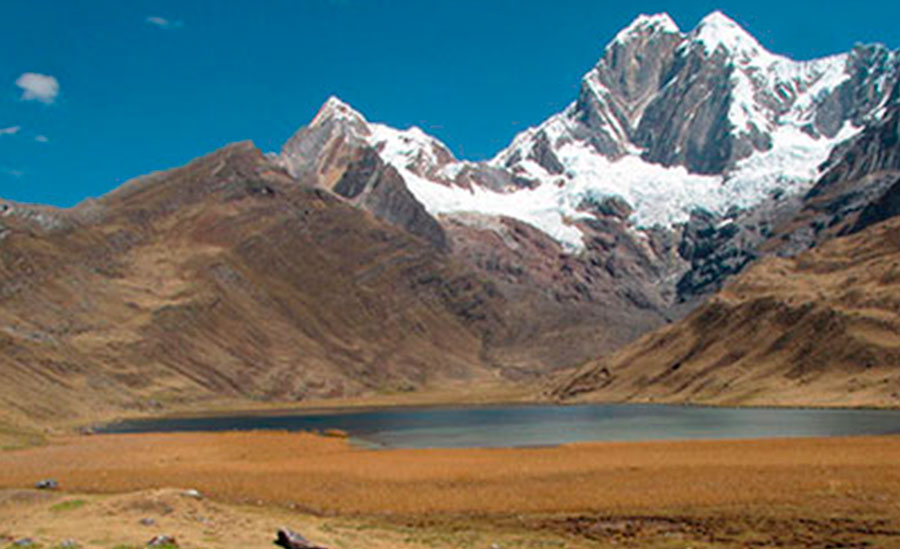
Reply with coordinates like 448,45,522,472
96,401,900,450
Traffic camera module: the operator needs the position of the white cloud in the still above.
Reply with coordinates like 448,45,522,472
145,16,184,29
15,73,59,104
1,168,24,178
0,126,21,136
34,135,49,143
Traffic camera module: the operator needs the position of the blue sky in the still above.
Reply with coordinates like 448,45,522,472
2,0,899,207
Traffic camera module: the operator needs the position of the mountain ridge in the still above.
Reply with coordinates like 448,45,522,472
284,10,896,254
273,10,899,317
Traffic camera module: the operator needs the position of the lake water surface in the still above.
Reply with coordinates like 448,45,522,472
99,403,900,449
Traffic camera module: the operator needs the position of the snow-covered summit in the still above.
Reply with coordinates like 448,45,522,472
311,95,368,126
283,96,474,190
282,14,900,253
308,96,458,169
610,13,680,46
486,10,877,236
690,10,771,61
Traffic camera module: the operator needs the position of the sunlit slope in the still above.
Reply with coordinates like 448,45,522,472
0,143,507,426
553,213,900,407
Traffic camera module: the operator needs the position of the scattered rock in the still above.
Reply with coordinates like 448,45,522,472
147,535,177,547
274,527,328,549
139,518,157,526
58,539,79,548
34,478,59,490
12,539,35,547
322,429,348,439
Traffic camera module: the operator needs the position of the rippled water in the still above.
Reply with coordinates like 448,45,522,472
100,403,900,449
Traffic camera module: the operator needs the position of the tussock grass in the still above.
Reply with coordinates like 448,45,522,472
49,499,86,513
2,431,900,518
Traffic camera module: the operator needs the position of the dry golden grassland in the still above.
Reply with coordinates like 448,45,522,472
2,431,900,547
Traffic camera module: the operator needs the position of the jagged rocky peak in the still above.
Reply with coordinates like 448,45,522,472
495,9,886,181
279,96,367,186
281,95,466,188
279,97,452,249
610,13,680,44
689,10,769,60
312,95,368,126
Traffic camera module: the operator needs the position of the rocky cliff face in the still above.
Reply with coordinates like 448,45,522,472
754,102,900,256
279,99,449,249
495,11,897,182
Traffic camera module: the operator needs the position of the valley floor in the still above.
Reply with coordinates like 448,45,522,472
2,431,900,547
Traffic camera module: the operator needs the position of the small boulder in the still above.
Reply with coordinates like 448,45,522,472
274,527,328,549
139,518,157,527
322,429,348,439
181,489,202,499
34,478,59,490
147,535,177,547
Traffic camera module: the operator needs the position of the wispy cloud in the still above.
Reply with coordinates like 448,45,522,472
0,126,21,136
145,16,184,29
1,168,24,179
34,135,49,143
15,73,59,104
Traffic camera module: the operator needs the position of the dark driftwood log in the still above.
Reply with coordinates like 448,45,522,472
274,528,328,549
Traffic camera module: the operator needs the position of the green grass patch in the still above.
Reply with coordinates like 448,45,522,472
49,499,87,513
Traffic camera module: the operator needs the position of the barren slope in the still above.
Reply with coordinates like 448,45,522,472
552,213,900,407
0,143,510,427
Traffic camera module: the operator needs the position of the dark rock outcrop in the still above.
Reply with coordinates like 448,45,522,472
852,175,900,231
34,479,58,490
274,528,327,549
761,104,900,255
334,148,448,250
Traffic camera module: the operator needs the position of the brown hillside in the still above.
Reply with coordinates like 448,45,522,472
0,143,509,427
552,213,900,407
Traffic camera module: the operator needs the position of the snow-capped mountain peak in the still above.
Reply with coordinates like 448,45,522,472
307,97,459,174
610,13,680,46
282,96,474,193
430,11,892,249
690,10,771,61
282,14,899,254
310,95,368,127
